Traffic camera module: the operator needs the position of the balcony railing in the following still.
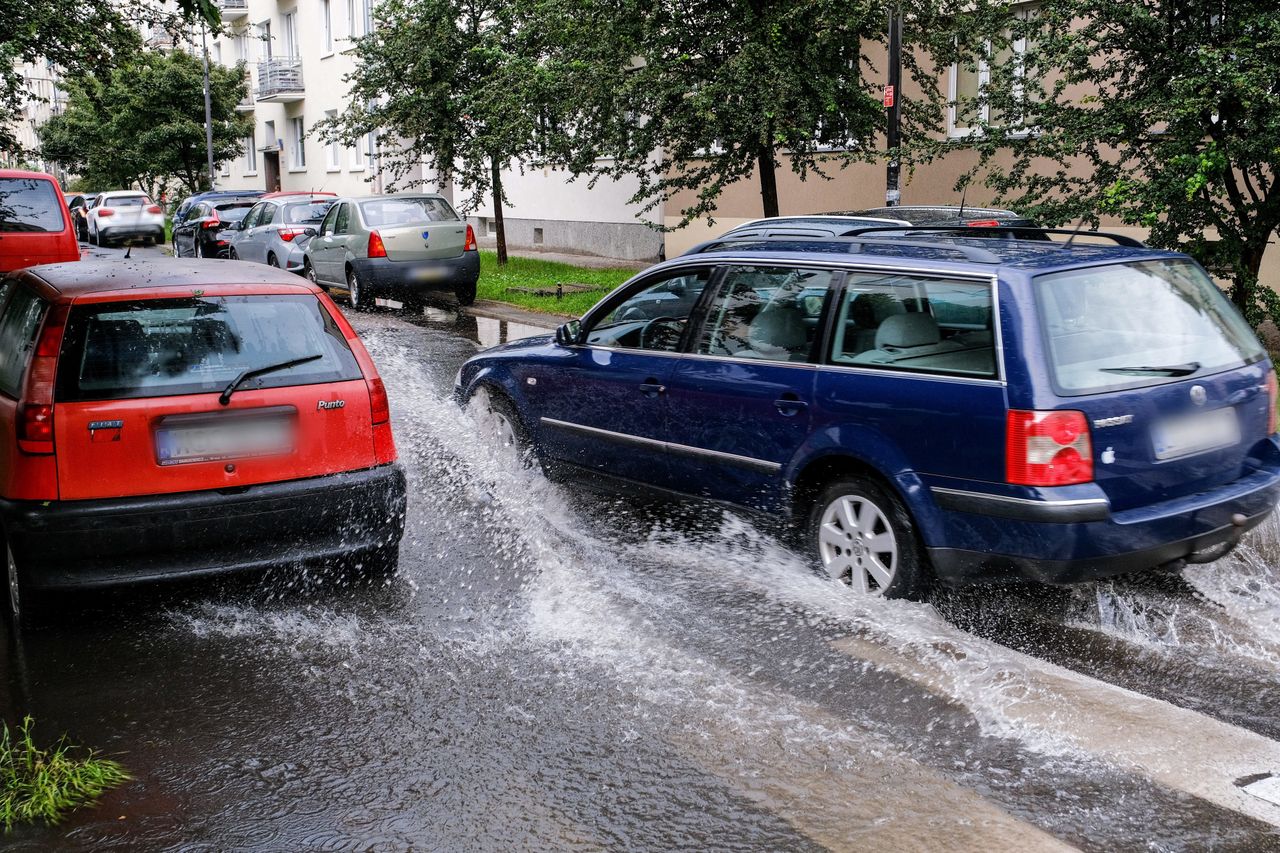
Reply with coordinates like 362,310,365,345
217,0,249,19
256,58,304,102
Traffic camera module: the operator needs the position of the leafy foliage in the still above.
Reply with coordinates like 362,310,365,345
532,0,947,227
938,0,1280,330
0,0,218,156
1,717,130,831
39,50,251,198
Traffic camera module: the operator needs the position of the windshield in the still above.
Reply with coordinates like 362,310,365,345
359,196,457,226
1036,259,1264,395
0,177,66,232
108,196,151,208
56,295,362,402
285,201,334,224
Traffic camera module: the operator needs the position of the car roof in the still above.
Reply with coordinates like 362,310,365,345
345,193,448,202
260,190,337,199
732,214,909,229
678,234,1182,276
99,189,150,198
11,258,323,299
837,205,1031,224
0,169,59,182
272,195,335,204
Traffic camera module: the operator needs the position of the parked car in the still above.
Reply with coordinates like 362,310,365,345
259,190,337,201
0,258,407,628
171,189,266,248
303,193,479,310
455,230,1280,600
715,214,908,241
173,197,260,259
834,205,1048,240
0,170,79,273
227,195,336,273
86,190,165,247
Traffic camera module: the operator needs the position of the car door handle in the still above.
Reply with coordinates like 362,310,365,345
639,380,666,398
774,395,808,416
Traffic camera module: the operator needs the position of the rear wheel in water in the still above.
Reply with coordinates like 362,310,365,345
806,475,931,600
455,280,477,306
347,267,373,312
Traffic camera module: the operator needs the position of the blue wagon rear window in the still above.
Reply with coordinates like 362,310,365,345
56,295,362,402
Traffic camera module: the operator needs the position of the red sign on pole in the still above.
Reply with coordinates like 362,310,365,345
883,85,895,108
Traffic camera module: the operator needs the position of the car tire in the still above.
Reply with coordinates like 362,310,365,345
229,247,239,261
456,280,478,306
806,475,931,600
347,266,372,312
303,259,318,285
5,537,24,634
88,227,98,246
267,253,279,268
470,387,536,469
194,240,203,259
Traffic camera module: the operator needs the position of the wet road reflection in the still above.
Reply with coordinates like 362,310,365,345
4,305,1280,851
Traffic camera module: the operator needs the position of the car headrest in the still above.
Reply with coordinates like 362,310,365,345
875,313,940,350
748,304,807,355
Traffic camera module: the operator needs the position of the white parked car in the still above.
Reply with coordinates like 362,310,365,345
86,190,166,247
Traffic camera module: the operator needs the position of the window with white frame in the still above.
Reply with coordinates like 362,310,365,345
245,131,257,172
282,11,299,58
347,0,362,39
349,133,364,170
322,0,333,53
234,33,247,63
289,116,306,169
948,3,1040,138
325,110,340,169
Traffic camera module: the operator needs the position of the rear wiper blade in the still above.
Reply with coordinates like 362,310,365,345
1099,361,1201,377
219,353,323,405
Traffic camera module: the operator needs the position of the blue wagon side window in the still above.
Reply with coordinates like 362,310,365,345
696,266,836,363
829,273,997,378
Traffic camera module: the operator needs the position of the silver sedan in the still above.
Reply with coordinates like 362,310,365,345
226,195,336,273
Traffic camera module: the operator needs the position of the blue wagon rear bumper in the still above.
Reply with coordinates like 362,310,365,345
923,452,1280,585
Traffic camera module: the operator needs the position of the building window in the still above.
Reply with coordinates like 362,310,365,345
322,0,333,53
289,116,306,169
245,131,257,172
325,110,340,169
282,11,299,58
257,21,272,59
948,3,1040,138
347,0,361,38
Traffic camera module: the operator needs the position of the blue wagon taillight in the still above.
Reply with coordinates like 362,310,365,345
1006,409,1093,486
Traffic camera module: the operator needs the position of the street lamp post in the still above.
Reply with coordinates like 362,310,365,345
201,24,216,190
885,7,902,207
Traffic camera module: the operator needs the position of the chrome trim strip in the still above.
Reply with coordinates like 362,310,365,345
540,417,782,474
931,487,1108,509
930,486,1110,522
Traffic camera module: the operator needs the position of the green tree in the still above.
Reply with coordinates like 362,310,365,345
39,50,251,197
532,0,946,228
941,0,1280,329
316,0,545,263
0,0,218,157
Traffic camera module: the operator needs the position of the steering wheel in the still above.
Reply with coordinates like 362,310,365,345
639,315,682,349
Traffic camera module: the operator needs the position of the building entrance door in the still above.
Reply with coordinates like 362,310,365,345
263,150,280,192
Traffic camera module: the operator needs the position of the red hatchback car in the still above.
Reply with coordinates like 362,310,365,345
0,259,406,627
0,170,80,273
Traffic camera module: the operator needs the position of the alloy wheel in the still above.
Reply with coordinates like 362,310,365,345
305,261,317,285
817,493,898,595
348,269,365,310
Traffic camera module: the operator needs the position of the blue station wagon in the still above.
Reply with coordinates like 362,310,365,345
455,231,1280,599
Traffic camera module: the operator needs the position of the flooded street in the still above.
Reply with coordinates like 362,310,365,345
5,303,1280,851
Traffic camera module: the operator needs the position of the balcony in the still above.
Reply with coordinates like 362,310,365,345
217,0,249,21
235,94,256,112
256,58,304,102
145,25,174,49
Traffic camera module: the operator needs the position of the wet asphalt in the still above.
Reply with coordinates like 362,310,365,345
4,251,1280,851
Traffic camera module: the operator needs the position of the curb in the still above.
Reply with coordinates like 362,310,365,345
461,299,570,330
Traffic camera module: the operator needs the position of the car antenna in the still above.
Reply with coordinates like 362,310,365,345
957,185,967,220
124,244,131,259
1064,218,1088,245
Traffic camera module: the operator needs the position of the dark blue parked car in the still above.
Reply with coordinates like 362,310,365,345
455,232,1280,599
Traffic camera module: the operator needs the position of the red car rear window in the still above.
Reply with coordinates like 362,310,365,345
55,295,363,402
0,177,66,233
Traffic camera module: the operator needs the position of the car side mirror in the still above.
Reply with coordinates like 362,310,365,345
555,319,583,346
303,227,318,237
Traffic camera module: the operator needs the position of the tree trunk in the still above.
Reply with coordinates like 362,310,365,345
757,147,779,219
491,156,508,265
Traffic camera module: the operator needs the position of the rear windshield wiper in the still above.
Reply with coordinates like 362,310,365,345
1099,361,1201,377
219,354,323,405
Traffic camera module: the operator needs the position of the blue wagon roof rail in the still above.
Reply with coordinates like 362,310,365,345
842,225,1148,248
688,234,1004,264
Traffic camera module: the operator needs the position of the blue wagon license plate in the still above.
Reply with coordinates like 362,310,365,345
1152,406,1240,461
156,417,294,465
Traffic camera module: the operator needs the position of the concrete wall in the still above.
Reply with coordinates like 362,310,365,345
468,216,662,262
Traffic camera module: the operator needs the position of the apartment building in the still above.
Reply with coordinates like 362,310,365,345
204,0,663,260
1,60,67,176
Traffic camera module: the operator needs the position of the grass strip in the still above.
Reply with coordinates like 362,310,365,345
475,251,640,316
1,717,130,831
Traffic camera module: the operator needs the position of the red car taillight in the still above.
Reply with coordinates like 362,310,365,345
146,205,163,214
464,224,477,251
1266,372,1278,435
368,230,387,259
1006,409,1092,486
278,228,304,242
97,208,115,217
366,376,396,463
202,213,221,228
17,304,68,455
